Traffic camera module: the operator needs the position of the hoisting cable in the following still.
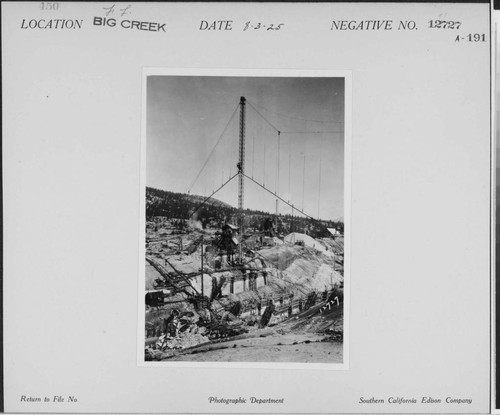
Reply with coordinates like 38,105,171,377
246,101,280,133
189,172,239,220
243,173,318,221
187,103,240,194
246,99,344,124
280,131,343,134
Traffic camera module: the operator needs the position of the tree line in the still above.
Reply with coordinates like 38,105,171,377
146,187,343,238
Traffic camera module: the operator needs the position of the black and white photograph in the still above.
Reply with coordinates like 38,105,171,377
2,1,492,412
142,74,349,364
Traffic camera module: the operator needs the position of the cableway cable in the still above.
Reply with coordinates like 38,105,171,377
246,101,280,133
189,172,239,220
247,98,344,124
187,103,240,194
243,173,318,221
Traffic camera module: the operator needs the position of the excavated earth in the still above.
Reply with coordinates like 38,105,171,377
145,221,344,363
156,301,343,363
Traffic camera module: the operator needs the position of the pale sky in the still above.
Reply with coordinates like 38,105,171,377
147,76,345,221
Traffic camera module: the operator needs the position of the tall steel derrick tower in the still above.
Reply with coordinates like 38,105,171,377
238,96,246,256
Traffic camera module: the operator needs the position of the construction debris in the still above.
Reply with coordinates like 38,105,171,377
145,212,344,362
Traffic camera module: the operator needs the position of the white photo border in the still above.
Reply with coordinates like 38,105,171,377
137,67,352,370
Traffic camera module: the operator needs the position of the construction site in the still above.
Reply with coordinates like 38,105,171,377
145,79,345,363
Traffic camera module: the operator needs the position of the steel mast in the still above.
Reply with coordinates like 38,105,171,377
238,97,246,259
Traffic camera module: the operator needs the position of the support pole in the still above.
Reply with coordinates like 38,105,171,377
288,152,291,200
302,154,306,211
275,131,280,230
277,131,280,202
263,144,266,186
200,236,204,297
318,157,322,219
252,133,255,178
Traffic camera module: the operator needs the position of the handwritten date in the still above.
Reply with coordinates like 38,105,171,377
243,21,284,31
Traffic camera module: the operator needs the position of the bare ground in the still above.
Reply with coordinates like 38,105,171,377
162,324,343,363
165,338,342,363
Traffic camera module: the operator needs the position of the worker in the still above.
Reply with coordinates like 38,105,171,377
165,309,180,338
